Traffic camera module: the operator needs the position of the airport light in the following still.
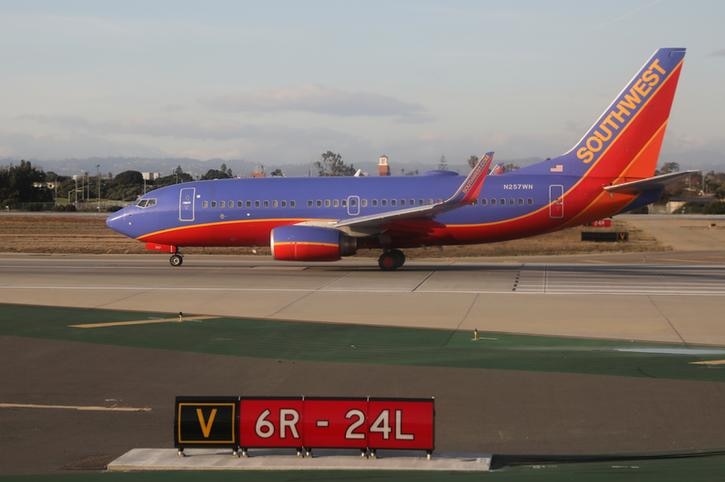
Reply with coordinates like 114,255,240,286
96,164,101,211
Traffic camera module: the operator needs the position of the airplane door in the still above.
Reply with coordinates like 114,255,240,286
347,195,360,216
549,185,564,219
179,187,196,222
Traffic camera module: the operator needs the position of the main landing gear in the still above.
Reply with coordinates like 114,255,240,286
378,249,406,271
169,253,184,267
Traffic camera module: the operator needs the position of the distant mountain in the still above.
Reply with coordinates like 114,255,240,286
1,156,548,178
5,156,712,177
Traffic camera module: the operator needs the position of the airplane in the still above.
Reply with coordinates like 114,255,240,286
107,47,692,270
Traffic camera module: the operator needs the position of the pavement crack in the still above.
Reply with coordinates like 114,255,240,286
647,295,687,346
444,293,479,346
411,271,435,292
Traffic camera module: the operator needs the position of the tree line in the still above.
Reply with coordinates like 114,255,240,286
3,155,722,211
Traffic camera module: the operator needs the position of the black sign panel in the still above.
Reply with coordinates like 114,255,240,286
174,396,238,449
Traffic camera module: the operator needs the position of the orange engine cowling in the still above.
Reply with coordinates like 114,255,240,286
270,225,357,261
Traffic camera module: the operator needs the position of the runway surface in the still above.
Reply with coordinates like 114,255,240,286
3,251,725,475
1,252,725,344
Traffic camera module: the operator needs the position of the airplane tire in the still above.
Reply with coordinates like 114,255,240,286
170,254,184,267
390,249,406,268
378,252,398,271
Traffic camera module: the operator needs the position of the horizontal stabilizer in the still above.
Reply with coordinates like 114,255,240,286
604,171,698,195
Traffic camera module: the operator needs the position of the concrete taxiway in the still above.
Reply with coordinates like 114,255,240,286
1,252,725,344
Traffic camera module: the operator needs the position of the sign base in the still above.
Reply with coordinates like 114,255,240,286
108,448,491,472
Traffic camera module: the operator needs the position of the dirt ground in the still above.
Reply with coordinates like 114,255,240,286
0,213,664,257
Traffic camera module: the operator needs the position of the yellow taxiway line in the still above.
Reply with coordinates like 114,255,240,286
69,315,216,329
690,359,725,366
0,403,151,412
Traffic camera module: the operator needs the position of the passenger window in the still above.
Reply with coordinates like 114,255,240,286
391,199,397,207
381,199,387,207
518,198,524,205
350,198,357,206
399,199,405,206
307,200,313,208
409,199,415,206
263,200,269,208
325,199,331,207
290,200,296,208
246,200,252,208
490,199,496,205
220,200,226,208
211,201,217,208
419,199,424,205
333,199,339,208
481,199,487,206
202,200,209,208
342,199,347,207
361,199,368,207
316,200,322,207
255,201,260,208
273,200,279,208
500,198,505,205
428,199,434,205
372,199,378,207
237,200,243,208
229,200,233,207
281,201,287,208
509,199,515,205
527,198,534,205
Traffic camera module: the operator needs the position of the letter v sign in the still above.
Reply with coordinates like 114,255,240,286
196,408,218,438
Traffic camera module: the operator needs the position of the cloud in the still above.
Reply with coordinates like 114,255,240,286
0,129,164,160
17,114,299,141
709,49,725,57
203,85,428,120
8,114,372,162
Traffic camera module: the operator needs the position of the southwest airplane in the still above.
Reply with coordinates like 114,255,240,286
107,48,691,270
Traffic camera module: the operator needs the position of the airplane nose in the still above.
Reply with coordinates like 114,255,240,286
106,208,131,236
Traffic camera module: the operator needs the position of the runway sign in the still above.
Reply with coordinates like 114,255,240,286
174,396,238,450
238,397,434,452
367,398,435,451
239,397,305,449
303,397,369,449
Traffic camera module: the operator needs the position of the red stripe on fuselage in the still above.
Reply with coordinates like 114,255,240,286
139,218,305,246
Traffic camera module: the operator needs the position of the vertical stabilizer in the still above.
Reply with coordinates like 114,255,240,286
521,48,686,182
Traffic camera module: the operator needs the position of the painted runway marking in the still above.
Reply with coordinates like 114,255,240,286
0,403,151,412
70,315,216,329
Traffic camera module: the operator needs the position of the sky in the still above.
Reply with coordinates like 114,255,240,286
1,0,724,172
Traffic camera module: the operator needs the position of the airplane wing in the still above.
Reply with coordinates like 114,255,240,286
603,170,698,195
296,152,494,236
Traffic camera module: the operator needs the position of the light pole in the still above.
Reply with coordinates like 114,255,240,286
96,164,101,211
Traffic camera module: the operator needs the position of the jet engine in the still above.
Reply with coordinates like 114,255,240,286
270,225,357,261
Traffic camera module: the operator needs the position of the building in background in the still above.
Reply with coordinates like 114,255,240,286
378,155,390,176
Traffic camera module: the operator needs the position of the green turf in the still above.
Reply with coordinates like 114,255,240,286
4,454,725,481
1,303,725,382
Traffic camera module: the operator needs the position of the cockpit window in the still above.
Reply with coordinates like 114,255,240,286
136,198,157,208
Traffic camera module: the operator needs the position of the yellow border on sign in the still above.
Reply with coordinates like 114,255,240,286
178,402,236,444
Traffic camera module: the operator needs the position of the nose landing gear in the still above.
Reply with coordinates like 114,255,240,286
378,249,406,271
169,253,184,267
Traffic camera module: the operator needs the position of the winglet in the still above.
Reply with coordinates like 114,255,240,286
448,152,494,205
